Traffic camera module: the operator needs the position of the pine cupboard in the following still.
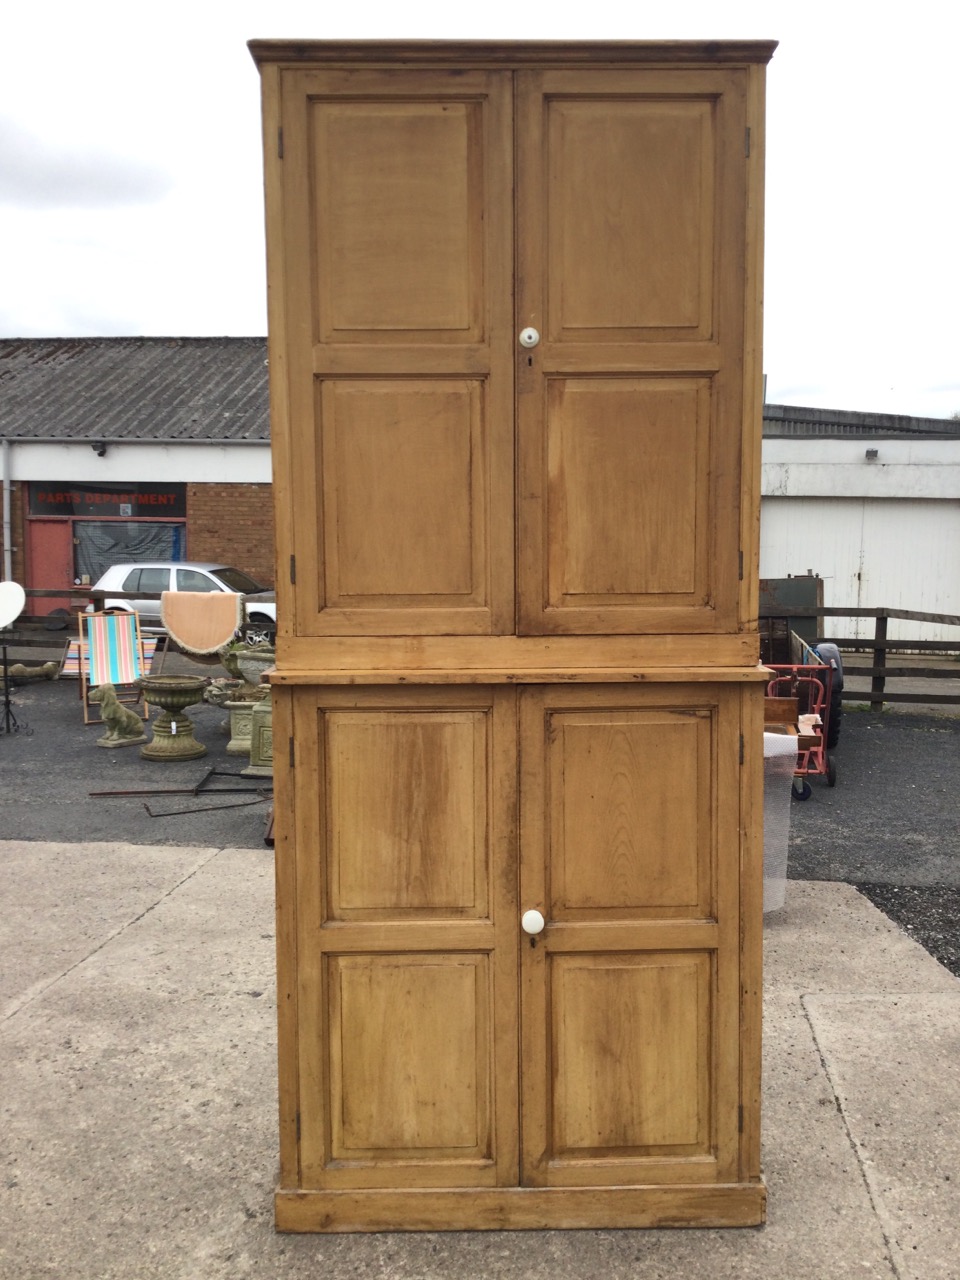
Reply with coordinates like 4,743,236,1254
251,39,775,1232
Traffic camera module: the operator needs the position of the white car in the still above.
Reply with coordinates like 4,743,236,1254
87,561,277,643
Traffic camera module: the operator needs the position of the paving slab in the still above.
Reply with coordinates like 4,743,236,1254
0,841,221,1016
3,850,959,1279
805,993,960,1280
0,843,278,1280
764,881,960,996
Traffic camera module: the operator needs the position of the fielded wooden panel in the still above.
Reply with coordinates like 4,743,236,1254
319,379,486,606
549,953,711,1155
291,685,519,1189
518,684,742,1187
543,377,710,606
326,708,488,916
328,953,491,1159
311,101,480,338
516,69,748,634
542,94,717,340
276,69,514,636
546,707,713,917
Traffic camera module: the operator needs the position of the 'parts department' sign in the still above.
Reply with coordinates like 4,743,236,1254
29,483,187,519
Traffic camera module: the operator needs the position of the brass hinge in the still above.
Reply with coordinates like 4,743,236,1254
738,1104,744,1133
744,127,751,158
295,1111,301,1141
289,554,296,585
739,549,744,581
278,127,284,159
289,736,295,769
739,733,745,765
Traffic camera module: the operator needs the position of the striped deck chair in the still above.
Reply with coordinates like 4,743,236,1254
63,634,166,686
63,632,166,681
79,611,150,725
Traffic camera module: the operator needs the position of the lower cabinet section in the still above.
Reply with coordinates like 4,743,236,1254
271,680,764,1230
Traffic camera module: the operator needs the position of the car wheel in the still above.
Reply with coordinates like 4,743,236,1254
243,614,277,646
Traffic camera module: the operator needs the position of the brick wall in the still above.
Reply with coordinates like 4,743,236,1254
186,482,275,587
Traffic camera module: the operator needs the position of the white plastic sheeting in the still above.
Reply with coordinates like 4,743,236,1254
763,731,798,914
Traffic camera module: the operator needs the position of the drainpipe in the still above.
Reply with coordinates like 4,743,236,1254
2,439,12,581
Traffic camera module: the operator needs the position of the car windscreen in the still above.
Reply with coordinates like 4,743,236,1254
212,567,264,593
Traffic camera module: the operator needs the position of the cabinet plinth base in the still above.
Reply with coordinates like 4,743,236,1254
275,1180,767,1233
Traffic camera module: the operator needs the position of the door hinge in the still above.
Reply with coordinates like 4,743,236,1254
739,549,744,581
738,1104,744,1133
744,127,751,158
278,127,284,159
739,733,745,765
289,554,296,584
295,1110,301,1141
289,736,295,769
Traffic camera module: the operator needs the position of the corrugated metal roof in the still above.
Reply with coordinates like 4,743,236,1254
763,402,960,439
3,337,956,445
0,337,269,442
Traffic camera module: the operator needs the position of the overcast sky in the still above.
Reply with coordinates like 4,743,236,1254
1,1,958,419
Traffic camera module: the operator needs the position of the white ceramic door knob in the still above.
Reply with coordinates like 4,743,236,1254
518,327,540,348
521,908,545,935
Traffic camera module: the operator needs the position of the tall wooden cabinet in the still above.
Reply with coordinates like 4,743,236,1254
250,39,775,1232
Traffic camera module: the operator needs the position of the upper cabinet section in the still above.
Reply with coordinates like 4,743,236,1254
252,44,772,642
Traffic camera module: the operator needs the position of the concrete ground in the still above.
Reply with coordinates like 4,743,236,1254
2,846,958,1280
2,667,959,1278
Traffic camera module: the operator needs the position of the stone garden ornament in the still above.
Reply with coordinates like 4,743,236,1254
87,683,148,748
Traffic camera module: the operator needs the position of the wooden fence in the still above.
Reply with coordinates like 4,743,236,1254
763,606,960,711
3,588,163,647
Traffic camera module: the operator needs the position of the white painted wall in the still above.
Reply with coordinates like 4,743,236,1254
761,436,960,642
762,437,960,501
8,441,271,484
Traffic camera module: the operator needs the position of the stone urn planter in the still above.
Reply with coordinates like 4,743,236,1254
232,645,276,690
135,674,208,761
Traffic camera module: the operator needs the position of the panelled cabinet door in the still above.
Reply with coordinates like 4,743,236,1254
516,71,750,635
275,70,515,636
291,686,520,1189
518,684,743,1186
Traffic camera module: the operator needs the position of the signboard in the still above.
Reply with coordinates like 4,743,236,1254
28,483,187,519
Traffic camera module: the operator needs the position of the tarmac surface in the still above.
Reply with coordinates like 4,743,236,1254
2,664,959,1278
0,651,273,850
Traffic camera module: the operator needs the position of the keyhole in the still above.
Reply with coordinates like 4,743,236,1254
530,935,537,948
527,355,533,367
